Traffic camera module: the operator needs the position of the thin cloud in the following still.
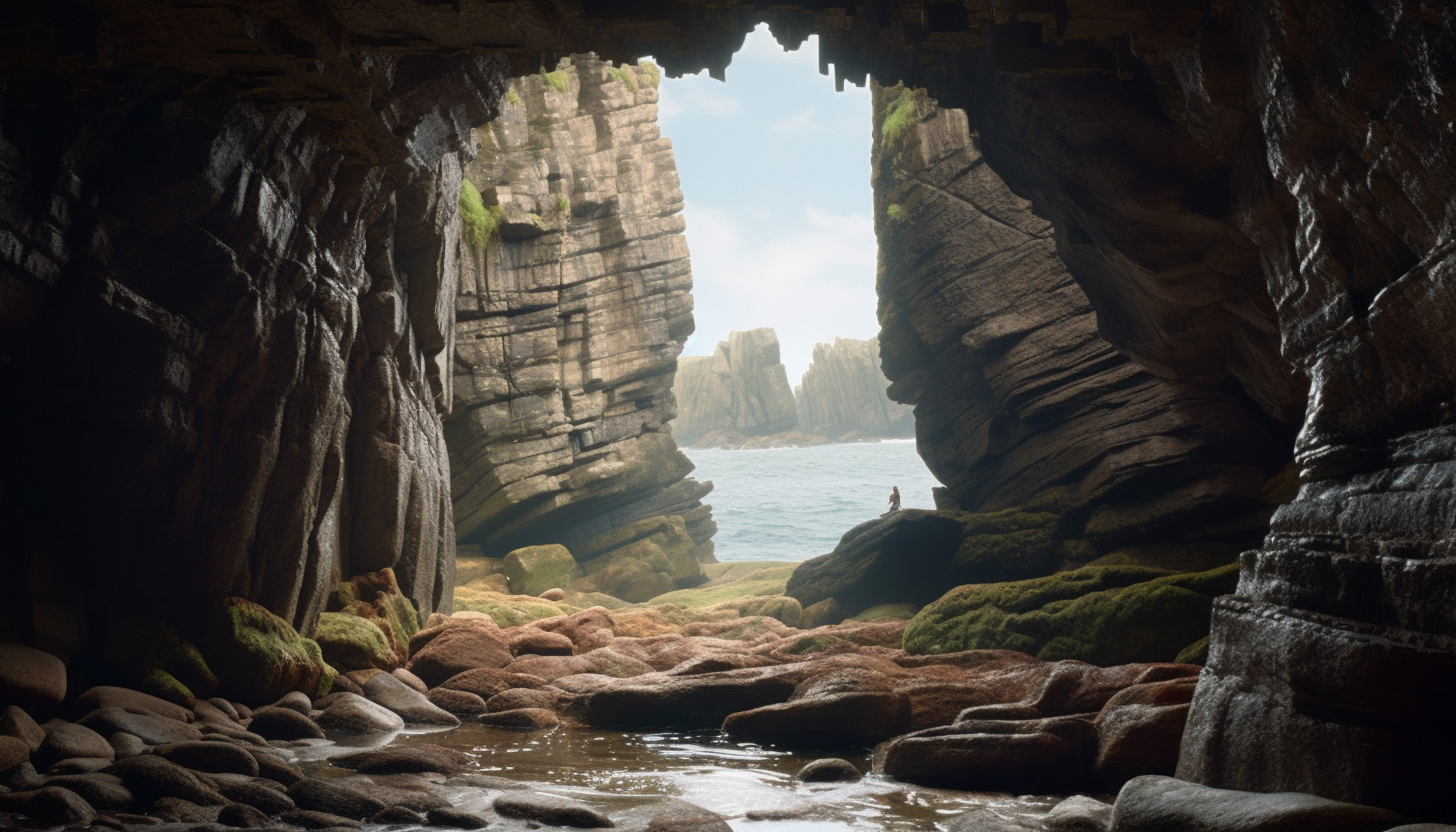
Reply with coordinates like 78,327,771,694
771,106,817,133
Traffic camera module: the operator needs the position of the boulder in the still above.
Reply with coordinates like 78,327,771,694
281,808,363,829
331,745,469,775
1046,795,1113,832
509,628,575,657
579,671,798,729
503,545,582,598
722,669,911,749
1108,775,1411,832
493,792,614,828
0,706,45,752
0,644,66,720
246,707,324,741
406,625,513,687
105,755,226,807
35,722,114,770
70,687,196,725
286,778,386,820
574,516,705,602
331,568,420,664
217,802,273,828
212,776,295,815
153,741,260,776
79,708,202,746
0,735,30,774
485,688,557,713
902,564,1239,665
785,511,969,615
314,613,397,673
794,758,862,783
3,786,97,824
879,714,1097,792
201,598,336,704
41,772,135,811
438,667,519,699
612,798,732,832
315,692,406,734
426,807,490,828
361,671,459,726
1093,679,1198,787
266,691,314,715
427,688,490,716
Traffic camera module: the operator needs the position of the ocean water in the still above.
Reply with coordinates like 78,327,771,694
683,440,944,562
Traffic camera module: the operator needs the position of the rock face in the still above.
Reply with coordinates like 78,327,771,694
871,87,1291,559
1,2,1454,821
673,329,798,445
448,56,715,571
795,337,913,440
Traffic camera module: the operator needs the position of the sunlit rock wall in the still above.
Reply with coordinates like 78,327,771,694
448,56,715,564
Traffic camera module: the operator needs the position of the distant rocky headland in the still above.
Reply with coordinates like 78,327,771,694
673,329,913,449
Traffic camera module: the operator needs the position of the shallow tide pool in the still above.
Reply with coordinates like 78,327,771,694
295,724,1064,831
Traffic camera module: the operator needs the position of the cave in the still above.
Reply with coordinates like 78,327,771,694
2,0,1454,826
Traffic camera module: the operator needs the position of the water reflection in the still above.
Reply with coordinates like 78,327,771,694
331,724,1067,831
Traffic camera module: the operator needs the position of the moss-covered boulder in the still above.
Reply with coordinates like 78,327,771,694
332,568,419,665
902,564,1239,665
315,613,397,672
201,598,336,704
503,545,581,597
574,515,706,602
103,618,218,706
451,584,577,628
946,506,1064,584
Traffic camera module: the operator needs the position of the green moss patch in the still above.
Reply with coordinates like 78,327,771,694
880,86,921,146
201,597,336,704
459,180,503,246
543,69,569,93
315,612,396,673
902,563,1239,666
637,59,661,88
608,65,639,93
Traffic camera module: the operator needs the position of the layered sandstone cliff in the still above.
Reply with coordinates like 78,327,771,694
872,86,1291,558
795,336,913,441
673,328,798,446
448,56,715,574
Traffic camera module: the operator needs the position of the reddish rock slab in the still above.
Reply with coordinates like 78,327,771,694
722,669,912,750
406,627,513,688
879,714,1097,792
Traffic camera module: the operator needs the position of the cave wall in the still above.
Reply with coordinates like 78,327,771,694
871,85,1291,560
0,1,1453,814
447,55,715,563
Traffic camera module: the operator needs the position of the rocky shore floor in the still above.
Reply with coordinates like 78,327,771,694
3,579,1447,832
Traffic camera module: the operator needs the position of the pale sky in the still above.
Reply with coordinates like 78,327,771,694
656,26,878,384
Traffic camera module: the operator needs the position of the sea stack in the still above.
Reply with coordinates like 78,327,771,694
673,328,798,446
795,337,914,441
